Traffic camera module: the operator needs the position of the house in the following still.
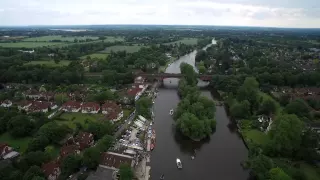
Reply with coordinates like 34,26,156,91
18,100,32,111
75,132,94,150
29,101,51,113
60,145,80,158
127,84,148,101
102,101,123,122
0,100,12,108
100,152,134,170
42,161,61,180
134,76,145,84
0,143,20,160
81,102,100,114
25,90,42,100
62,101,82,112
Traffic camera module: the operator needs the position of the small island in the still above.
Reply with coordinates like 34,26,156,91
173,63,216,141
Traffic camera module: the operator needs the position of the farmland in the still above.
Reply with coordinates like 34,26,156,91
0,42,64,48
80,53,109,60
163,38,198,45
104,36,125,42
23,35,99,42
24,60,71,67
101,44,146,53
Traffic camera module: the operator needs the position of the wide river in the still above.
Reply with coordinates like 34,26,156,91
150,40,250,180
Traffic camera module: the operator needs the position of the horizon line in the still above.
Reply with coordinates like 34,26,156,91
0,24,320,30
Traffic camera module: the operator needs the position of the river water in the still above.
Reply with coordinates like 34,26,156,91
150,39,249,180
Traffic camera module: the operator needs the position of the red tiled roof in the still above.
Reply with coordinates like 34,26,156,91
127,87,142,96
76,132,94,150
62,101,82,109
81,102,100,111
42,160,60,177
60,145,80,158
29,101,50,111
18,100,32,107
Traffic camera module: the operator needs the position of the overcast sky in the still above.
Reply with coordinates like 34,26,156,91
0,0,319,28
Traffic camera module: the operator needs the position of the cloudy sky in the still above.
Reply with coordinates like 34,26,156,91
0,0,319,28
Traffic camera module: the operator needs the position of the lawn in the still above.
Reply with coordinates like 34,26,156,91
101,45,146,53
0,42,65,48
243,129,270,147
0,132,32,153
56,112,104,129
163,38,198,45
24,60,71,67
23,35,99,42
300,163,320,180
80,53,109,60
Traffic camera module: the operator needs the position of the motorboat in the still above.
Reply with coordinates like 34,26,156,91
176,158,182,169
160,174,165,180
169,109,174,115
191,156,195,160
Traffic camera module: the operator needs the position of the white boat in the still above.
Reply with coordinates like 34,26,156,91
176,158,182,169
169,109,174,115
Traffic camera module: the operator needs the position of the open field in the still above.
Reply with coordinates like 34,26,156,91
56,112,104,129
243,129,270,147
163,38,198,45
24,60,71,67
101,45,145,53
0,42,65,48
23,35,99,42
80,53,109,60
104,36,125,42
0,132,32,153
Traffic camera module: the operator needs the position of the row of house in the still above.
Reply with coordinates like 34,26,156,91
61,100,123,122
41,132,95,180
18,100,58,113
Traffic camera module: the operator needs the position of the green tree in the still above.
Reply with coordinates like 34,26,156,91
259,99,277,115
96,135,114,152
269,168,292,180
23,166,45,180
27,136,50,152
198,65,206,74
230,100,250,119
237,77,259,113
24,151,50,167
268,114,304,157
119,164,134,180
285,99,310,119
136,97,152,118
248,154,273,180
61,155,81,177
87,121,114,139
54,94,69,105
7,115,34,137
10,170,23,180
82,147,100,169
195,50,208,62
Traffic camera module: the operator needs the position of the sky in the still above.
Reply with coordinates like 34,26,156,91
0,0,320,28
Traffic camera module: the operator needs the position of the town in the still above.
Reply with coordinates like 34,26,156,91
0,24,319,180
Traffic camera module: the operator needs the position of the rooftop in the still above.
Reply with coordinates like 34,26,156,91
100,152,133,169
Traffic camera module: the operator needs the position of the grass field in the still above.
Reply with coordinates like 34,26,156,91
163,38,198,45
23,35,99,42
80,53,109,60
0,132,31,153
243,129,270,146
56,112,104,129
101,45,145,53
0,42,65,48
24,60,71,67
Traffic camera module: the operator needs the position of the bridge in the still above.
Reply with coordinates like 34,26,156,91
137,73,212,81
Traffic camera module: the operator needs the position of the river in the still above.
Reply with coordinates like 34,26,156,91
150,39,249,180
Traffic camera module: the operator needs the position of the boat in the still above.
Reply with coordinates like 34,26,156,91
176,158,182,169
150,129,156,151
160,174,165,180
169,109,174,115
191,156,195,160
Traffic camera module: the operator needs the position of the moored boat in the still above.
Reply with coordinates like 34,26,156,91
176,158,182,169
169,109,174,115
